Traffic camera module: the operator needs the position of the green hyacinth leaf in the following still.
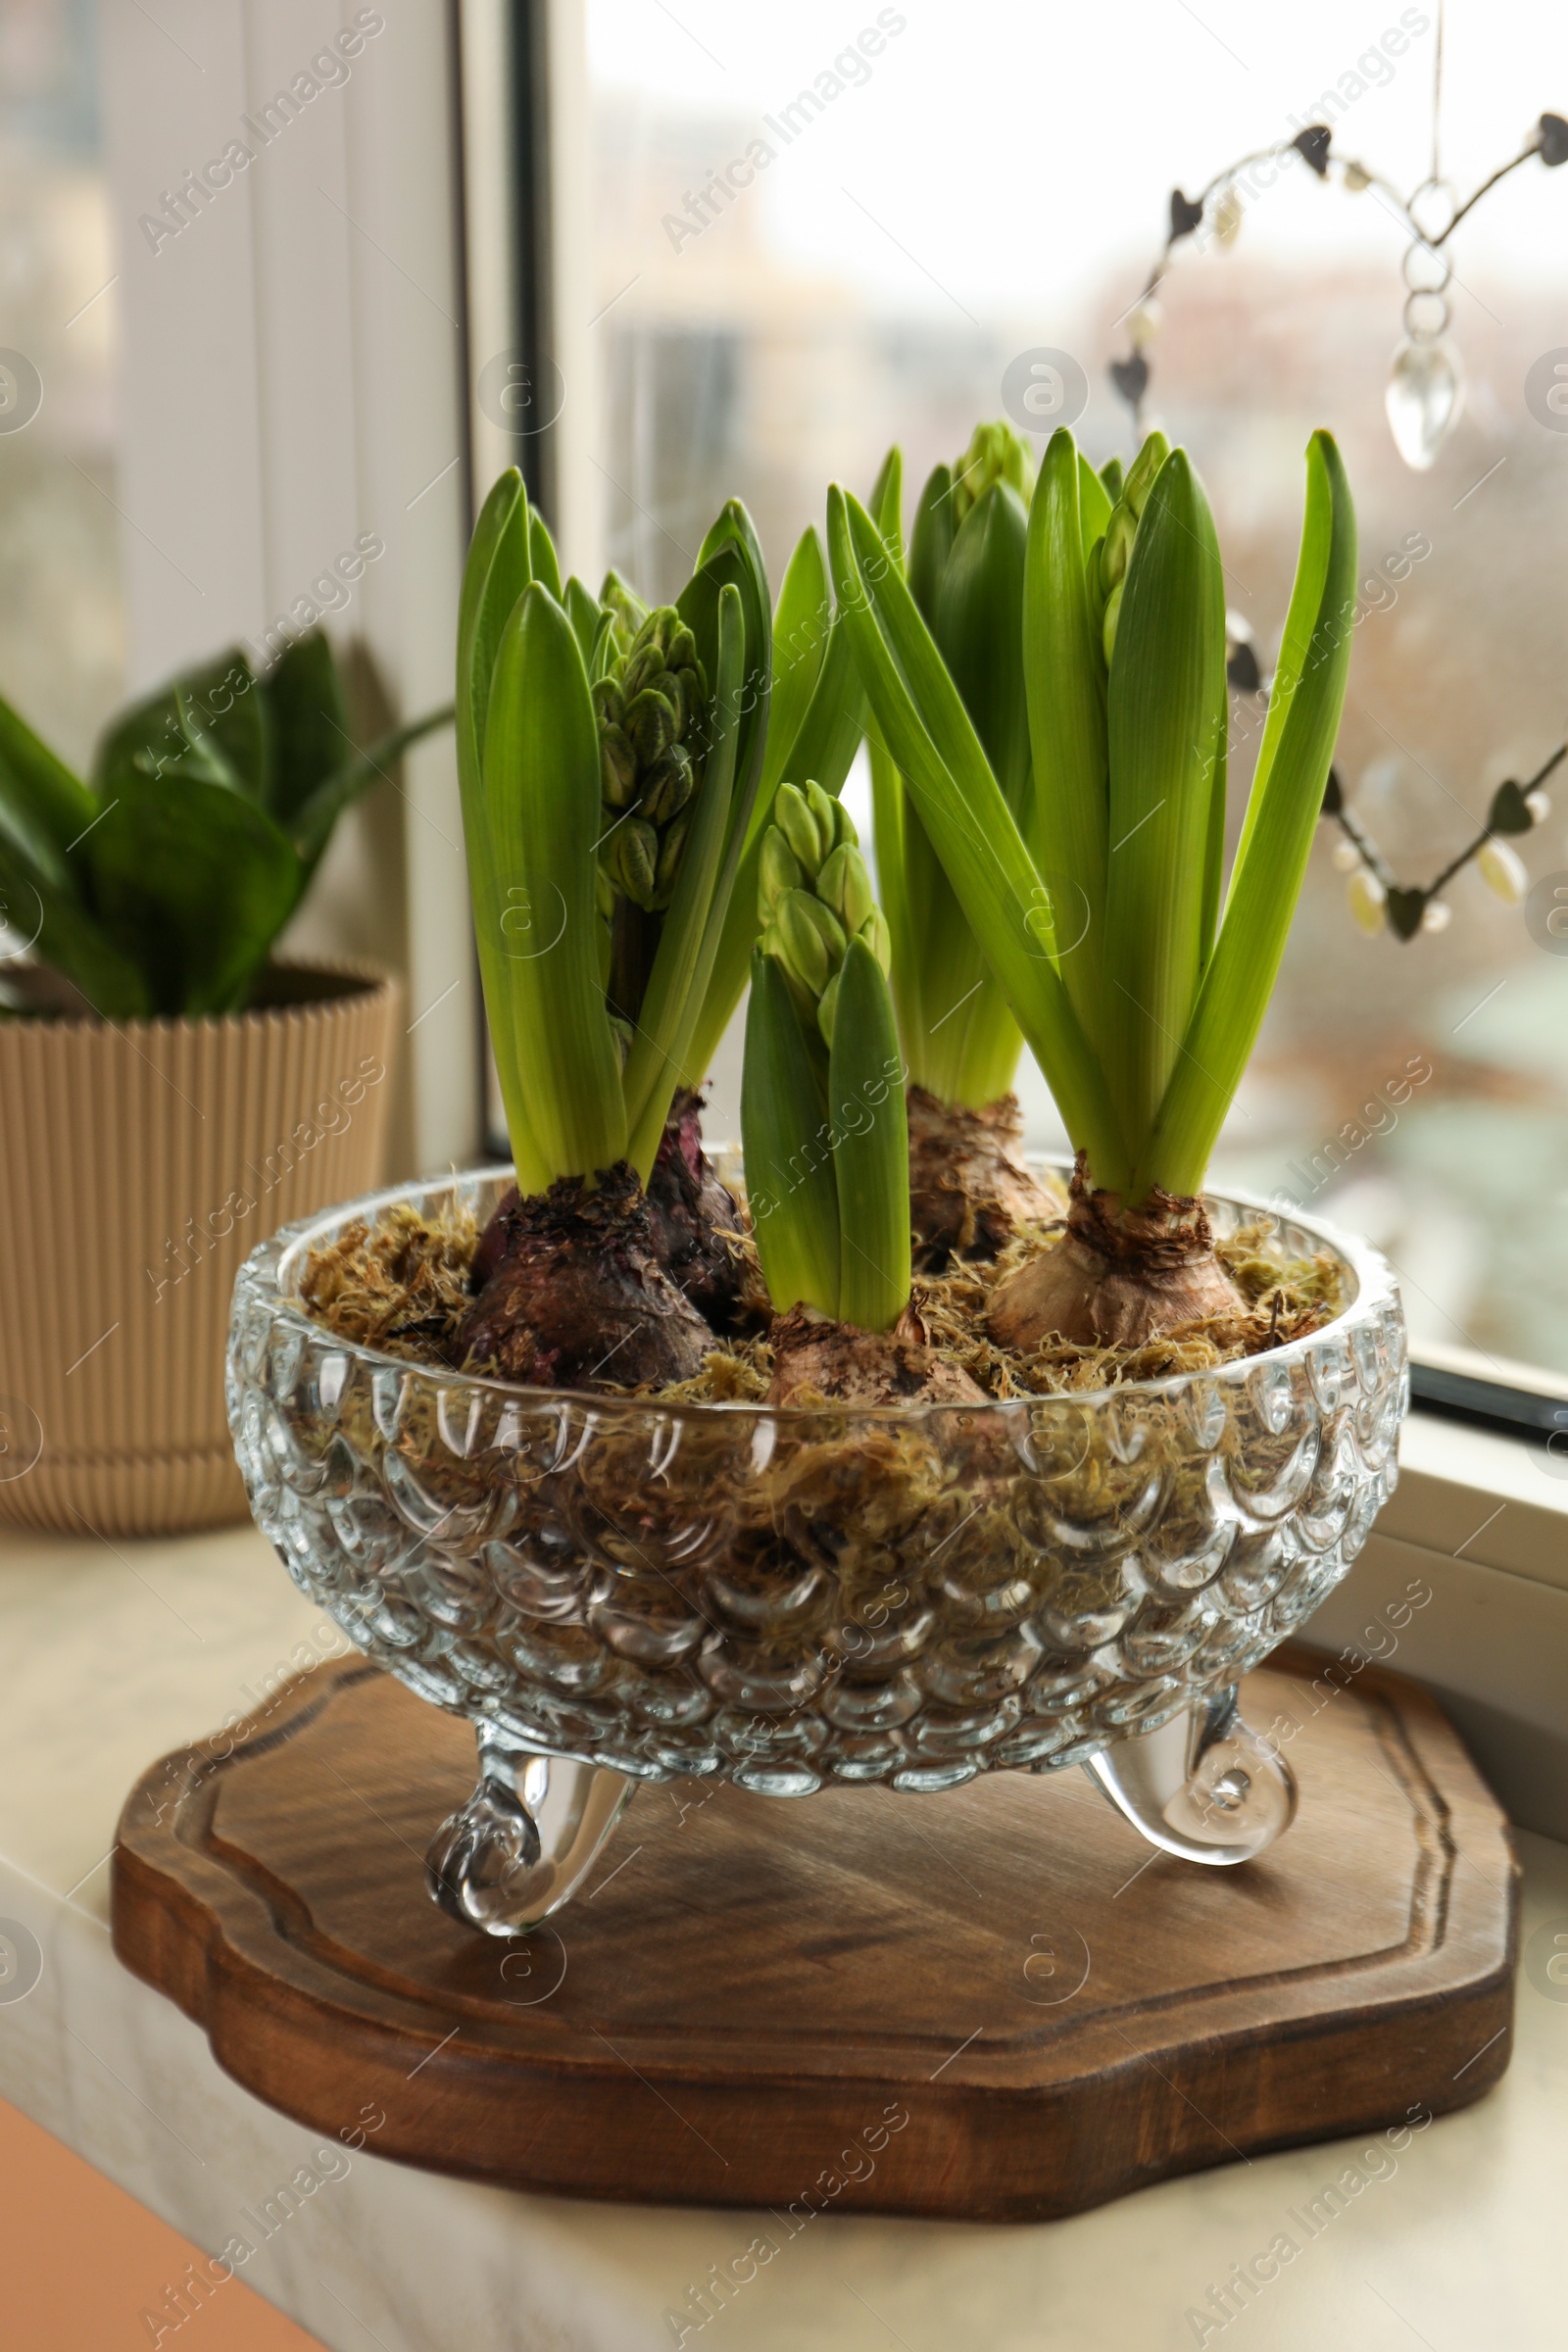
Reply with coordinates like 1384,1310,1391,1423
827,483,1129,1189
1100,446,1228,1157
742,947,841,1319
528,510,564,603
829,934,910,1335
1023,429,1110,1048
479,579,626,1188
1135,430,1356,1198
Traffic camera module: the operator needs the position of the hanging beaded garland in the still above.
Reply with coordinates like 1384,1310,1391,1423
1110,11,1567,471
1319,748,1562,939
1221,609,1562,942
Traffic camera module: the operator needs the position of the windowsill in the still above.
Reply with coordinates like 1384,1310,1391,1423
1384,1403,1568,1590
0,1409,1563,2349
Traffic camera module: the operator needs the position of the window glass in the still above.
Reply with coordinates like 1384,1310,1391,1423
584,0,1568,1379
0,0,122,776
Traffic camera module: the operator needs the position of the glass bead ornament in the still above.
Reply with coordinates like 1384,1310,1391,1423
1478,839,1527,904
1126,298,1162,348
1386,337,1463,470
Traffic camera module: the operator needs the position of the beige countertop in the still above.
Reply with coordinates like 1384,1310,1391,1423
1,1511,1563,2352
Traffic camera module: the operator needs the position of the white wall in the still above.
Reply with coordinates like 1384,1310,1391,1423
100,0,478,1175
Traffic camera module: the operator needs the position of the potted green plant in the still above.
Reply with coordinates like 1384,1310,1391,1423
0,631,449,1536
226,436,1406,1933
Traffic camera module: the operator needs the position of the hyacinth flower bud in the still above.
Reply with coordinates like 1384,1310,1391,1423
641,744,694,825
1100,502,1137,594
624,685,676,766
816,840,875,936
599,568,650,656
1102,580,1125,667
1123,428,1171,516
858,902,893,974
600,723,636,807
773,887,847,998
1097,429,1172,664
805,777,838,852
610,816,660,909
774,780,827,875
653,812,689,908
816,965,843,1048
759,825,805,917
949,417,1035,529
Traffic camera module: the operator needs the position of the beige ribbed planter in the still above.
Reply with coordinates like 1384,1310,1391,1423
0,961,398,1537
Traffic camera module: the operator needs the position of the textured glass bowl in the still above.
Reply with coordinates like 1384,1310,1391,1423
227,1165,1407,1934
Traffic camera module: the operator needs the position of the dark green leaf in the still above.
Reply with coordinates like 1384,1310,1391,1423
0,690,98,879
86,776,302,1015
0,829,149,1017
289,703,456,881
258,632,343,825
96,650,266,808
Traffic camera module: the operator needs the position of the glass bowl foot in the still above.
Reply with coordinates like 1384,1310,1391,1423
1084,1688,1298,1865
425,1725,634,1936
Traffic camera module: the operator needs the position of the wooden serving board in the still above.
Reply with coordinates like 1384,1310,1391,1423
111,1645,1517,2224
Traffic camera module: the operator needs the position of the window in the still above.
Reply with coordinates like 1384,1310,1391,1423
567,0,1568,1405
0,0,122,778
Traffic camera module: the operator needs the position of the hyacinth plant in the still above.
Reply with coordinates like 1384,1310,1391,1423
865,420,1098,1263
828,423,1356,1348
454,466,786,1387
740,781,983,1405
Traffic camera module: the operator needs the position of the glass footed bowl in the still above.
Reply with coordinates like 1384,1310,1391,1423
227,1162,1407,1936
